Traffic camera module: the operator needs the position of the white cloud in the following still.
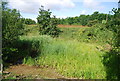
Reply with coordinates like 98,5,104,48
31,18,37,22
83,0,104,10
81,10,87,14
8,0,75,14
56,15,68,19
42,0,75,10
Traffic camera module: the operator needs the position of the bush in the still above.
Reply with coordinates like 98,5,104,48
87,19,99,27
102,8,120,80
76,23,114,44
19,35,53,60
2,2,24,63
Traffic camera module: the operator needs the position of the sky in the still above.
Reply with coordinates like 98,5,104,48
6,0,119,22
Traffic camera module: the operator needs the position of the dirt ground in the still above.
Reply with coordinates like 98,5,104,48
3,64,66,79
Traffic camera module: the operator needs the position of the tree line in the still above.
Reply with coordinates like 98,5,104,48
57,11,113,26
21,18,36,25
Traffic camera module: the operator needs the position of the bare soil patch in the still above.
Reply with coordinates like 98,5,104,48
3,64,65,79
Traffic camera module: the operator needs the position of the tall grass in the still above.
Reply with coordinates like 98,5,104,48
24,25,39,36
20,35,106,79
59,27,86,40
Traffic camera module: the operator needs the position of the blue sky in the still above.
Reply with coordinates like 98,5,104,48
7,0,119,22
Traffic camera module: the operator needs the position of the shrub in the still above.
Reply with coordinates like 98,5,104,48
76,23,114,44
102,8,120,80
2,2,24,63
19,35,53,64
87,19,99,27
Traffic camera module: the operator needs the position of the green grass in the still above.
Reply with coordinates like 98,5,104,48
59,24,114,45
20,35,106,79
39,39,106,79
59,27,87,40
19,25,109,79
24,25,39,36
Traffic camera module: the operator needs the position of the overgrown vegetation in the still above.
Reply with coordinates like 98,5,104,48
20,35,106,79
102,8,120,79
2,1,120,80
74,23,114,44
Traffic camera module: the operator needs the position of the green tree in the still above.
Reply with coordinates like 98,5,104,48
2,2,24,63
103,8,120,79
37,6,61,37
67,17,74,25
24,18,36,25
79,15,89,26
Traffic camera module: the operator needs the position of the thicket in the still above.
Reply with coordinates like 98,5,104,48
102,8,120,79
37,6,61,37
2,2,24,64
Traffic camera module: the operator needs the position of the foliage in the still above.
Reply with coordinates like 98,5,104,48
18,35,52,64
2,9,24,44
73,24,114,44
2,1,120,79
2,2,24,63
102,8,120,80
58,11,111,26
21,18,36,25
87,19,99,27
37,6,61,37
2,1,8,10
